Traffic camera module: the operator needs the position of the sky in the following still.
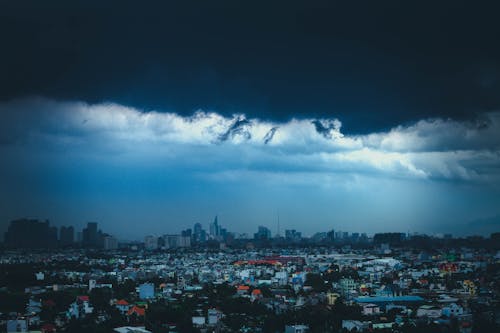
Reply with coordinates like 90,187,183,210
1,1,500,239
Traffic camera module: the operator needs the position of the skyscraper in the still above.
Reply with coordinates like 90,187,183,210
209,215,220,238
103,235,118,250
4,219,57,248
144,235,158,250
193,222,207,243
60,226,74,246
82,222,98,248
254,226,271,240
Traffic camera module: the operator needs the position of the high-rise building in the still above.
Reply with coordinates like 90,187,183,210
285,229,302,242
82,222,99,248
193,223,206,243
327,229,335,242
60,226,74,246
144,235,158,250
209,216,220,238
178,235,191,247
181,229,192,238
162,234,191,248
103,235,118,250
4,219,57,248
254,226,271,240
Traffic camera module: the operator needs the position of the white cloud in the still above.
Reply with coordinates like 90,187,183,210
1,97,499,181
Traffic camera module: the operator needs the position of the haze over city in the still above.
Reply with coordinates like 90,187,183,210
1,1,500,240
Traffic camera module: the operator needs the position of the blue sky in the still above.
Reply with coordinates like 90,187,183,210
0,98,499,239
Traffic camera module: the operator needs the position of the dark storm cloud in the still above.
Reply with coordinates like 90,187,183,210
1,1,500,133
1,97,500,182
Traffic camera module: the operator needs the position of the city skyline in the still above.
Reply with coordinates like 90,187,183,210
1,2,500,239
2,216,496,245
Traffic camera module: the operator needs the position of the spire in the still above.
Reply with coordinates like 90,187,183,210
276,211,281,237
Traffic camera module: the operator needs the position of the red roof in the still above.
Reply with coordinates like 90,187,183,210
116,299,129,306
234,259,282,266
77,296,89,302
237,285,250,291
252,289,262,295
127,305,146,316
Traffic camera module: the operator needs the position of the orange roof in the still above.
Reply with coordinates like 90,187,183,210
237,285,250,290
252,289,262,295
116,299,129,305
127,305,145,316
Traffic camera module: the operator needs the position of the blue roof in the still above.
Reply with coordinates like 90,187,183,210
354,296,424,303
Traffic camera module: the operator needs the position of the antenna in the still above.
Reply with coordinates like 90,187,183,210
277,211,280,237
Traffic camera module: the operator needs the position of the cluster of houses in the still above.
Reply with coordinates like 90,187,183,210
0,246,498,332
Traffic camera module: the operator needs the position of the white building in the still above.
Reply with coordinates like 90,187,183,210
361,303,380,315
442,303,464,317
342,320,368,332
104,236,118,250
144,236,158,250
192,316,206,326
285,324,309,333
67,296,94,319
208,308,223,325
7,318,28,333
417,305,442,318
114,326,152,333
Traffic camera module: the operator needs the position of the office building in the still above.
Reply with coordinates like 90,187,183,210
4,219,57,248
60,226,74,246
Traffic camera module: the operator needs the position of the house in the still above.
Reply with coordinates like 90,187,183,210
26,298,42,314
377,284,402,297
127,306,146,318
236,285,250,295
115,299,130,314
192,316,206,326
339,278,357,297
442,303,464,317
207,308,223,325
67,296,94,319
251,289,263,301
417,305,442,318
326,292,340,305
342,320,368,332
285,324,309,333
7,318,28,333
361,303,380,315
372,322,394,330
138,283,155,300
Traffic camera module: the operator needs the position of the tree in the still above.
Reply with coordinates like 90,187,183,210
304,273,328,292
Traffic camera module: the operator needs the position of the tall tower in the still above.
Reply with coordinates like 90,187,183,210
276,212,281,238
210,215,219,237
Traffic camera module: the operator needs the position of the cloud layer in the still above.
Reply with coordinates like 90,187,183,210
1,97,499,182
